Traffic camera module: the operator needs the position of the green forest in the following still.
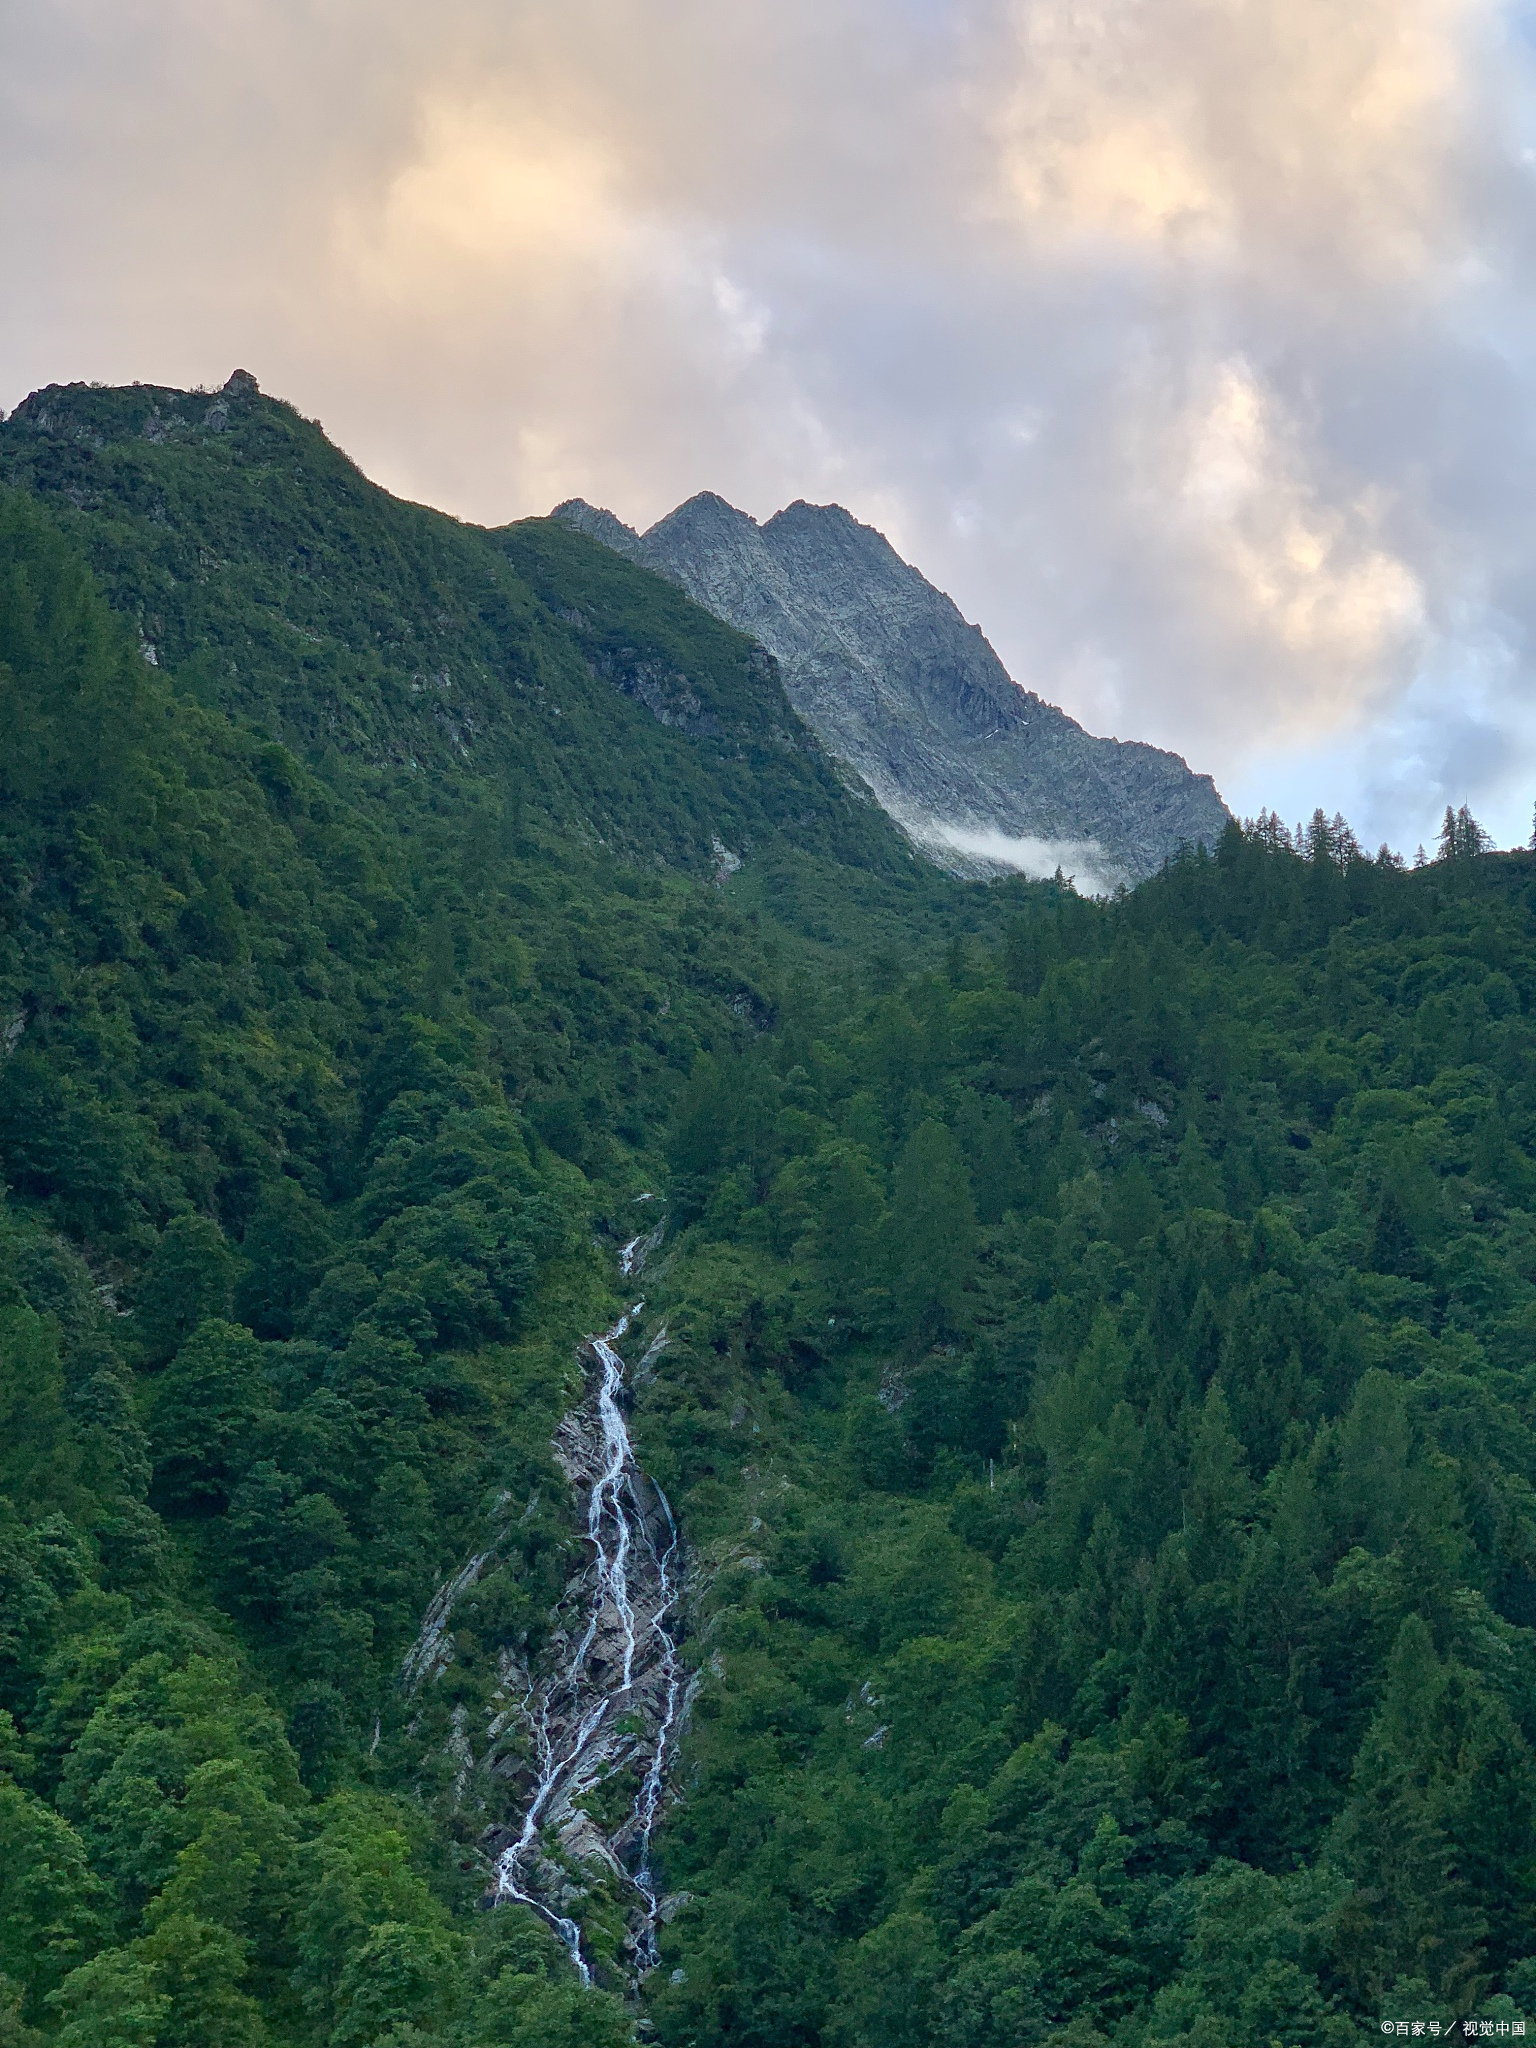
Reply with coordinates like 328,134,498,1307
0,373,1534,2047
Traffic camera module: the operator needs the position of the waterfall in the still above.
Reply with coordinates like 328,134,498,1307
487,1227,687,1983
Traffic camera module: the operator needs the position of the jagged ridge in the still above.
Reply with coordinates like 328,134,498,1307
555,491,1229,887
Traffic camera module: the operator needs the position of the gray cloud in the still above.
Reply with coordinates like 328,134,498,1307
5,0,1536,848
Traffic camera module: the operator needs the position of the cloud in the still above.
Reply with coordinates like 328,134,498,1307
342,101,629,287
1141,356,1427,746
3,0,1536,850
922,820,1121,896
977,0,1479,278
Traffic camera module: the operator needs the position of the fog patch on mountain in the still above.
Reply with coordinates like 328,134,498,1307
921,820,1119,898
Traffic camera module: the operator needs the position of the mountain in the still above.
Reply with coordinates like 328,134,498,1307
555,491,1229,888
3,373,1536,2048
0,377,928,897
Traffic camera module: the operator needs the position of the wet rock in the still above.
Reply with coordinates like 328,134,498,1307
484,1301,689,1987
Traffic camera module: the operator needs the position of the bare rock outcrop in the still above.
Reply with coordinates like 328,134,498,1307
555,492,1229,889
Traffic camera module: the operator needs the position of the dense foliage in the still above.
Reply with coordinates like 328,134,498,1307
640,818,1536,2047
1,377,1533,2047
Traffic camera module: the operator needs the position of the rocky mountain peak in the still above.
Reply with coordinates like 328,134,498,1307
556,491,1230,889
551,498,644,560
648,490,759,541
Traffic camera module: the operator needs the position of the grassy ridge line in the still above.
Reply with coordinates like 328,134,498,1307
0,376,911,882
1,374,1033,970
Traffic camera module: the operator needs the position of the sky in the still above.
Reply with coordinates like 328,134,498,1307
6,0,1536,855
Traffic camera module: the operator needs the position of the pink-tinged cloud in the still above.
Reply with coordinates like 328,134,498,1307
4,0,1536,848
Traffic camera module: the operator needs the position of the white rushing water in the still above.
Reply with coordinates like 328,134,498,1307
489,1231,686,1983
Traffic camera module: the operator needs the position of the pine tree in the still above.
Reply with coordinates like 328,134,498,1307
1370,1184,1419,1278
1177,1120,1224,1212
887,1119,977,1342
1327,1616,1490,2008
132,1217,238,1367
1438,803,1493,862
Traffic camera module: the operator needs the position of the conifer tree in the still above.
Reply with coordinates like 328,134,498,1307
887,1119,977,1342
1327,1617,1489,2008
1438,803,1493,862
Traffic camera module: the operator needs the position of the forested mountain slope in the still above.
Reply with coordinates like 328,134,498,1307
0,375,1533,2048
640,821,1536,2047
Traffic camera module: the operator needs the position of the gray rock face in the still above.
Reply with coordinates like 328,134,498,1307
554,492,1229,889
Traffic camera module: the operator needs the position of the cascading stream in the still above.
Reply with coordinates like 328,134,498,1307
488,1229,687,1983
628,1484,683,1974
